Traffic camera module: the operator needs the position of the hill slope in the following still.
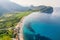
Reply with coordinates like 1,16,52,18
0,0,28,15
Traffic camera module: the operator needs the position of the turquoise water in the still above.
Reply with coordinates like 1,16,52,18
23,20,60,40
23,8,60,40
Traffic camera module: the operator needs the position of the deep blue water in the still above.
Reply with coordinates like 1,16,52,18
23,20,60,40
31,21,60,40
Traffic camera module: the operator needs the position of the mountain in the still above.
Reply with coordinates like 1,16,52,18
0,0,29,16
0,0,58,16
29,5,53,14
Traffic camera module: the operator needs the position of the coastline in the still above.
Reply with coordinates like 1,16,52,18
15,17,25,40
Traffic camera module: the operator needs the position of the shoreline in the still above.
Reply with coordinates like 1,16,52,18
15,17,25,40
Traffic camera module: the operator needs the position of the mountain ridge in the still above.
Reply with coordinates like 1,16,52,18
0,0,29,16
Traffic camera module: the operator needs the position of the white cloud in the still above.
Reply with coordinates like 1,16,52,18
10,0,60,7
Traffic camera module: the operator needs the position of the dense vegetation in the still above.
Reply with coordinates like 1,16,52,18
0,11,32,40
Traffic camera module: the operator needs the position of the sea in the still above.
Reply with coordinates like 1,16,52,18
23,7,60,40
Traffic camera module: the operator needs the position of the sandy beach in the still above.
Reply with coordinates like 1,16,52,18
15,17,25,40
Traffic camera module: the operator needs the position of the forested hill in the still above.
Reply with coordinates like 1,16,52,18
0,11,32,40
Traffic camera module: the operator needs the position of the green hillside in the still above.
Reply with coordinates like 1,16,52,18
0,11,32,40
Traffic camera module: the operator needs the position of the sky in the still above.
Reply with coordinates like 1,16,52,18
10,0,60,7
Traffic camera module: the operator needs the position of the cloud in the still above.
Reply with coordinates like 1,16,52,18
11,0,60,7
23,7,60,25
0,0,10,1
